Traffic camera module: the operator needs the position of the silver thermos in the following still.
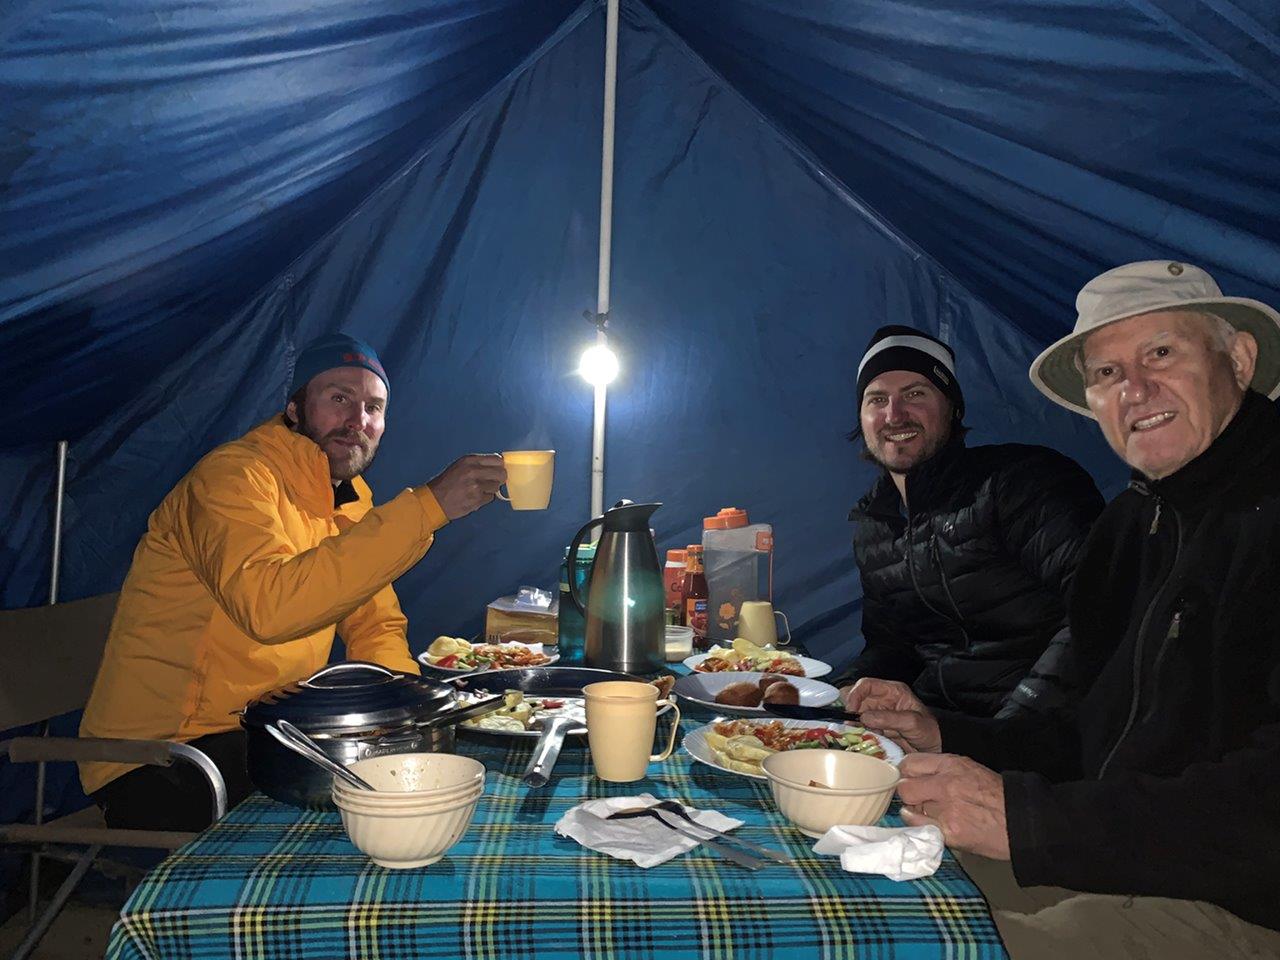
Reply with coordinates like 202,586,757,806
567,500,664,674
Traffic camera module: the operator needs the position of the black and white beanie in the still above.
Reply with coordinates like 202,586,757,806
855,325,964,419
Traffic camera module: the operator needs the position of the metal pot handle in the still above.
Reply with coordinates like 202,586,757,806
300,661,399,688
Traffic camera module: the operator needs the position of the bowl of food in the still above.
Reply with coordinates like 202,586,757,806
761,749,899,838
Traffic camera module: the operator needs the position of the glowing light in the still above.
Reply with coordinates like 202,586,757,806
579,343,619,386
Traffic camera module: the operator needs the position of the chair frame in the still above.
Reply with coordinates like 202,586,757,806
0,736,226,960
0,592,229,960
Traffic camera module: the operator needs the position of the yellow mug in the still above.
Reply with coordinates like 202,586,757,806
496,450,555,510
583,681,681,782
737,600,791,647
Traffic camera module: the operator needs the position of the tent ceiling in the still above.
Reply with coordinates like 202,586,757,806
0,0,584,446
647,0,1280,342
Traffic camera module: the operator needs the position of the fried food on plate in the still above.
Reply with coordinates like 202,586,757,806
713,681,763,707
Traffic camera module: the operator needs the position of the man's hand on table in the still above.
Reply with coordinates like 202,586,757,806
841,678,942,754
896,753,1011,860
426,454,507,520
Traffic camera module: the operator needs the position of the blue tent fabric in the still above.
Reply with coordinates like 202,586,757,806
646,0,1280,344
0,0,585,446
1,0,1273,838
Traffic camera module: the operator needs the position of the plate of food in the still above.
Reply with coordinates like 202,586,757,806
683,638,831,678
683,717,903,780
451,667,676,738
672,671,841,715
418,635,558,673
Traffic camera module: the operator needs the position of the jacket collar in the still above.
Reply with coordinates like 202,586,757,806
1128,389,1278,510
245,418,366,515
851,430,968,521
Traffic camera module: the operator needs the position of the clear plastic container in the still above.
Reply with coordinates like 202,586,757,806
702,507,773,643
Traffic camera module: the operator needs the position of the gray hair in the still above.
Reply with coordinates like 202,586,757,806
1073,310,1238,376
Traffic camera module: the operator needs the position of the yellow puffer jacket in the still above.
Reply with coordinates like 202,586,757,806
79,419,449,794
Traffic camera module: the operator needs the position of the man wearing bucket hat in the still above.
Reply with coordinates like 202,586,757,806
80,333,507,832
847,262,1280,955
834,324,1104,719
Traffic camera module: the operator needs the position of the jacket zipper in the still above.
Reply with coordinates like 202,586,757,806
1139,604,1184,722
904,518,963,631
932,537,973,649
904,515,963,710
1097,496,1182,779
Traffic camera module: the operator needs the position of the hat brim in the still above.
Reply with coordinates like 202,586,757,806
1029,297,1280,418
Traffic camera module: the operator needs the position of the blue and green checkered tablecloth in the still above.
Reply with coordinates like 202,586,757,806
105,724,1007,960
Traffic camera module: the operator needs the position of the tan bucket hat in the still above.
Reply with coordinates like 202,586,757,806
1029,260,1280,417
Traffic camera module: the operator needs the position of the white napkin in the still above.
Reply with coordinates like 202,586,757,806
812,824,944,881
555,794,744,868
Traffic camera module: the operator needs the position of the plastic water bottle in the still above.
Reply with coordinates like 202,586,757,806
557,542,595,665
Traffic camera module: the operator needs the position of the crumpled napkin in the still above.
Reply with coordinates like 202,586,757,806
555,793,744,868
812,824,944,881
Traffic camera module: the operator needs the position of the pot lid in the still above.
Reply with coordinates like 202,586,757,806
241,662,455,734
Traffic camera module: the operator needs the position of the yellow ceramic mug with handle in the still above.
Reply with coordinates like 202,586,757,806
583,681,681,782
496,450,555,510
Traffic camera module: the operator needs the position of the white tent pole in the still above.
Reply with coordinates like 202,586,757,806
48,440,68,604
590,0,619,519
31,439,68,921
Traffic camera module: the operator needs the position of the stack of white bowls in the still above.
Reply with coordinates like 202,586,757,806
331,753,485,868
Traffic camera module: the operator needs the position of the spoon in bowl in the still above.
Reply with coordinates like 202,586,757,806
267,720,377,792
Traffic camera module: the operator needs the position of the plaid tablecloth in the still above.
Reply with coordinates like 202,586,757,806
106,724,1007,960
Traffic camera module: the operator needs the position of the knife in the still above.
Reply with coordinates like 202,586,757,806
759,702,863,725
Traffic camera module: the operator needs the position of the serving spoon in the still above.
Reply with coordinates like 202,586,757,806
267,720,377,792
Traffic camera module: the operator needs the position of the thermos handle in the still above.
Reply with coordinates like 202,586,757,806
566,516,604,614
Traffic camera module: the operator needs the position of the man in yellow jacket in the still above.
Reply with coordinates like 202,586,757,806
80,333,506,831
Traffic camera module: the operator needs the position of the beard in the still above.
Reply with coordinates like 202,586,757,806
295,407,379,482
863,420,950,475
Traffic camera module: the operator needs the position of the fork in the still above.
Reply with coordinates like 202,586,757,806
604,807,767,870
651,800,792,864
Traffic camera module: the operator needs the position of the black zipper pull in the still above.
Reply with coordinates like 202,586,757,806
1149,499,1162,535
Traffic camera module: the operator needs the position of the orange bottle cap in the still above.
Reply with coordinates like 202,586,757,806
666,549,687,563
704,507,749,530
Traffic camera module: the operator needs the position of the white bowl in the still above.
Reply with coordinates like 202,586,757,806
344,753,486,796
332,769,484,807
762,749,900,838
334,790,482,869
332,781,483,814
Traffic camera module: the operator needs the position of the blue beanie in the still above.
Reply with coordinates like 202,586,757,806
290,333,390,396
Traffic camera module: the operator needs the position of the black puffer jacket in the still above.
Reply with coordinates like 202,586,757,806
839,436,1104,717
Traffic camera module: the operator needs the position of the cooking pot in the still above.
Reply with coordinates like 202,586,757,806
240,662,496,809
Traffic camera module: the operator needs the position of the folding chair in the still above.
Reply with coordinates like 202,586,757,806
0,592,226,960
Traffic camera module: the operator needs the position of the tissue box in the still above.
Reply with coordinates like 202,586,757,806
484,595,558,644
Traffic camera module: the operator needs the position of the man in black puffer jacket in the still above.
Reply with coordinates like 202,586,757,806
848,261,1280,957
834,325,1104,718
